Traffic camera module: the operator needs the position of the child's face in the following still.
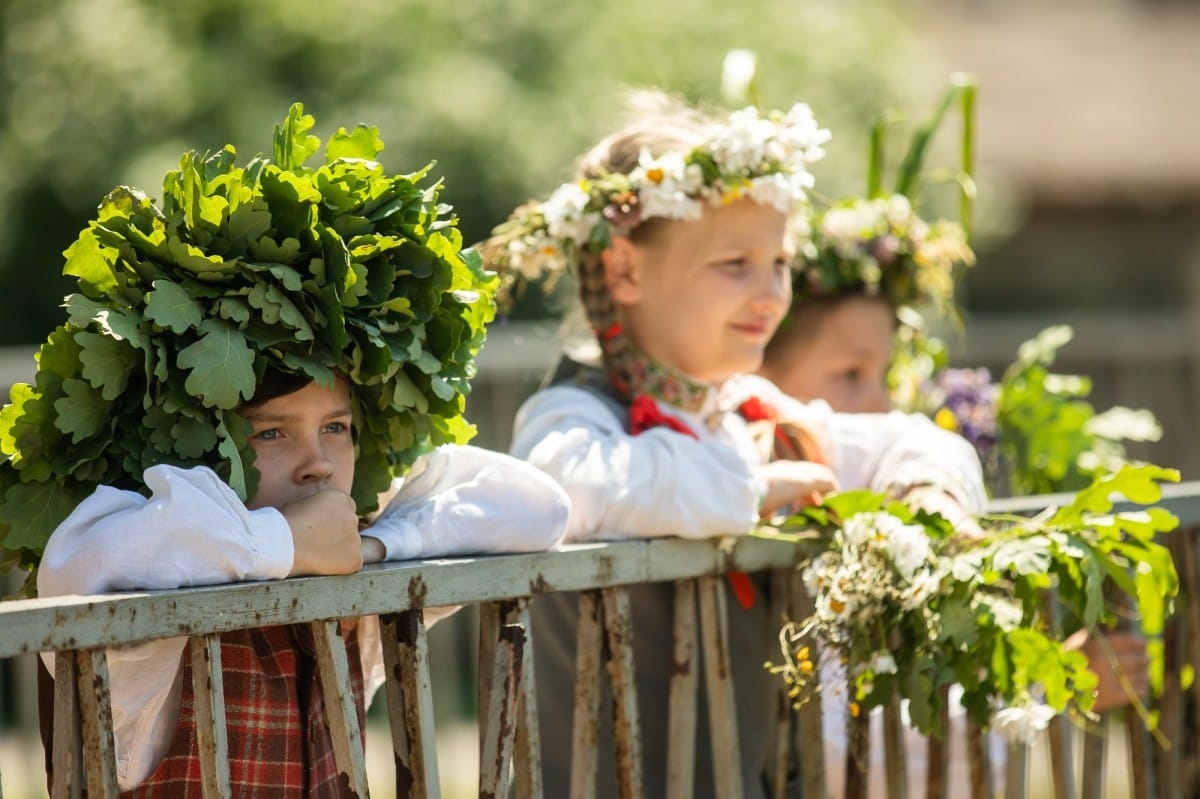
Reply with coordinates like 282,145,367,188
616,198,791,383
240,378,356,510
765,296,894,413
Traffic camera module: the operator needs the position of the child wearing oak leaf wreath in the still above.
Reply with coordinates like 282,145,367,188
6,107,570,795
479,90,987,799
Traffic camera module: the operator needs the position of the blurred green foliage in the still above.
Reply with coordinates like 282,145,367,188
0,0,950,342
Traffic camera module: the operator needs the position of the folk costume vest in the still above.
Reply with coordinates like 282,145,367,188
530,357,814,799
124,623,366,799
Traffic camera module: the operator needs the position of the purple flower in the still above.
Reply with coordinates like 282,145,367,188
926,368,999,454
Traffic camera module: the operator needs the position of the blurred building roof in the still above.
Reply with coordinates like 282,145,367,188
916,0,1200,205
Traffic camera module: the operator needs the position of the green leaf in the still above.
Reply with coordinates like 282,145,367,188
176,319,257,409
167,236,230,275
0,479,89,554
76,331,134,401
63,229,119,296
53,379,111,443
992,536,1052,575
325,124,385,161
171,414,220,459
273,102,320,171
822,489,888,520
226,200,273,244
145,280,205,333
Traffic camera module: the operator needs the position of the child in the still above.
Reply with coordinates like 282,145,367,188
759,196,1149,798
760,292,895,414
759,192,975,415
12,106,571,794
481,92,988,799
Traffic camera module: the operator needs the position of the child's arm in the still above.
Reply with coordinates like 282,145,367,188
510,387,770,542
362,444,571,560
38,465,296,597
741,376,987,512
35,463,349,791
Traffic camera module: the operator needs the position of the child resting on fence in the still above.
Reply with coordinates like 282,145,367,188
1,106,570,795
758,194,1150,797
480,90,989,799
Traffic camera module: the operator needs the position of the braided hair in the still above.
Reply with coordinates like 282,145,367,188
570,93,720,398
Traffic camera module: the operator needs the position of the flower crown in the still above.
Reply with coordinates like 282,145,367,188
0,103,495,583
793,194,975,314
484,103,831,305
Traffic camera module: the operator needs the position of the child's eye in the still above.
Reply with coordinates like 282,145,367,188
324,421,350,435
839,369,862,384
715,258,748,274
254,428,281,442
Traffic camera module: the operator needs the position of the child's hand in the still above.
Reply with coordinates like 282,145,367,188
1068,628,1150,713
900,485,985,542
282,489,363,576
755,460,839,518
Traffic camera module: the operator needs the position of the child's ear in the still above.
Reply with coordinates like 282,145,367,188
602,237,643,305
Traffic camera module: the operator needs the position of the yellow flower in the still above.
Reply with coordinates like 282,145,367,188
934,407,959,432
849,702,861,718
799,660,814,675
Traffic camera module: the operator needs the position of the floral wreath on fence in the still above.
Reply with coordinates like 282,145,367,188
761,462,1179,744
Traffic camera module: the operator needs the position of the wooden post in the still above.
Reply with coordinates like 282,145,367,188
882,695,909,799
77,648,119,798
479,620,524,799
51,653,83,799
926,694,950,799
570,592,604,799
505,600,543,799
789,573,826,799
312,620,370,797
966,718,993,799
1004,742,1028,799
667,579,699,799
380,610,441,799
189,635,231,799
697,576,743,799
602,587,646,799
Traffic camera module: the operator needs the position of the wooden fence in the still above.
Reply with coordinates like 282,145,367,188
1,484,1199,799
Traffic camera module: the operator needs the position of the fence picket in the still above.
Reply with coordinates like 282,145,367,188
189,634,231,799
312,620,369,797
381,610,440,799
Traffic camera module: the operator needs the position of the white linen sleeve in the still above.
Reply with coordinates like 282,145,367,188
744,377,987,511
37,463,295,597
363,444,571,560
509,387,765,542
36,463,295,791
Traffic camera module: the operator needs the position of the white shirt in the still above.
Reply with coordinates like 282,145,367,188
37,444,570,790
510,373,986,542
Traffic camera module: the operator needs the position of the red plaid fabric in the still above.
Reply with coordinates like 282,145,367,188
124,623,366,798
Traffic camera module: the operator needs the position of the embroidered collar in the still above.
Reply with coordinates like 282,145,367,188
628,353,720,420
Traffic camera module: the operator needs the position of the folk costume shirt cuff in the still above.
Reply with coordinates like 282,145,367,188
365,444,571,560
38,464,293,598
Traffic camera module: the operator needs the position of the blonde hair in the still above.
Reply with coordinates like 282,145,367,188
570,90,722,397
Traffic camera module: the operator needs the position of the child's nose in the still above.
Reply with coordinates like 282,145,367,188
296,438,335,484
754,266,790,312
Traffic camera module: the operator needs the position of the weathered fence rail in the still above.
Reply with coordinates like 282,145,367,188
2,483,1200,798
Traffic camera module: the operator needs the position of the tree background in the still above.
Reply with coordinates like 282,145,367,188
0,0,961,342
